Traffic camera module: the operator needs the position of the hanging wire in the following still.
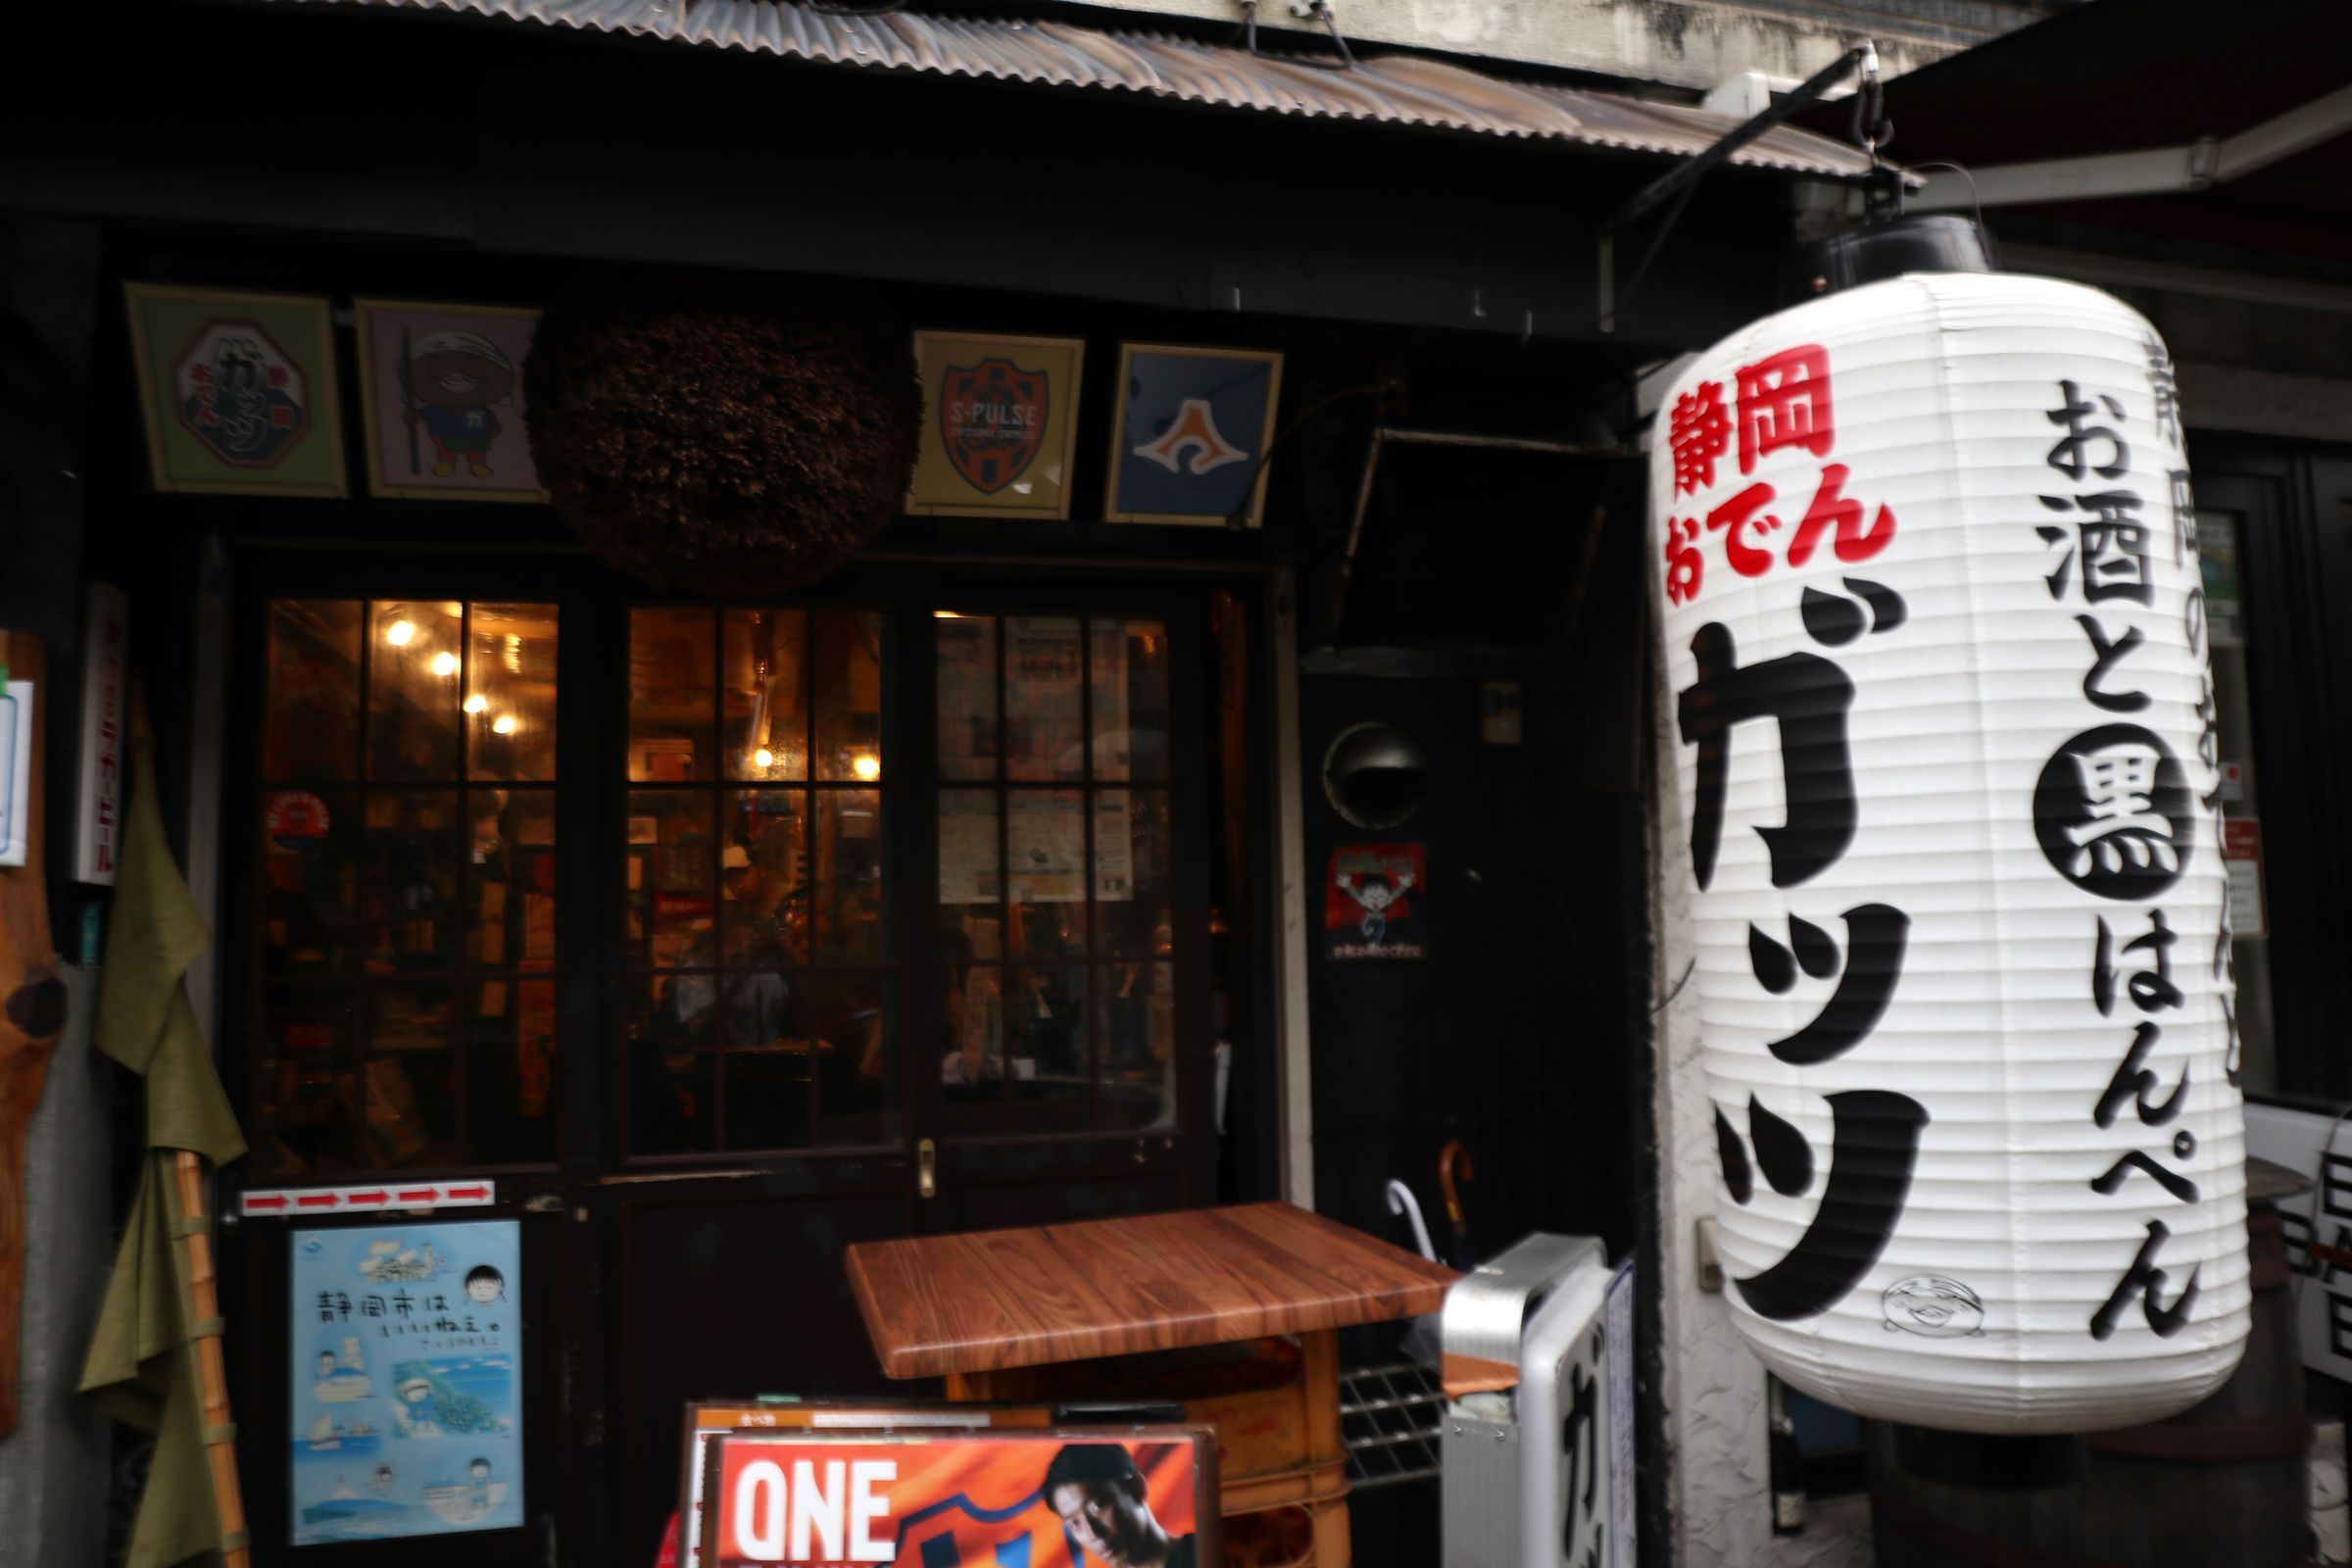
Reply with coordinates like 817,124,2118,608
1903,161,1985,230
1305,0,1356,69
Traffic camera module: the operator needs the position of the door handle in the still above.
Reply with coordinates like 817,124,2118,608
918,1138,937,1200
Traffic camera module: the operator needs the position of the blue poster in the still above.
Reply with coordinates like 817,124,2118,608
288,1220,523,1545
1109,347,1281,525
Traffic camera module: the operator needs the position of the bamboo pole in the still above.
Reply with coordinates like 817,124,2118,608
172,1149,249,1568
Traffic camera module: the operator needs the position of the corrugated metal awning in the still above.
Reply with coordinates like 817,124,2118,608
272,0,1883,179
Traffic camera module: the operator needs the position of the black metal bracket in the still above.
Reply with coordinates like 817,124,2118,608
1598,43,1880,333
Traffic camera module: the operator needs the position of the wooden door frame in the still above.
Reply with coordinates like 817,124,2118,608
215,544,611,1567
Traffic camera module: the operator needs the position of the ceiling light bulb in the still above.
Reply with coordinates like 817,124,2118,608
492,714,516,736
464,694,488,714
754,748,774,770
385,619,416,647
429,652,460,678
852,754,882,781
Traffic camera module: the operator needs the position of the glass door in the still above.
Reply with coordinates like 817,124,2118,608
915,601,1215,1235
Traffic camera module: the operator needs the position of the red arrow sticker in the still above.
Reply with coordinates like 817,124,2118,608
246,1195,287,1211
296,1194,339,1208
347,1191,389,1205
447,1187,490,1200
398,1189,440,1203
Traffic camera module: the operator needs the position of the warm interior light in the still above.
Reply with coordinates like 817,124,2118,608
852,753,882,782
464,694,488,715
385,618,416,647
933,611,963,619
429,651,460,678
492,714,517,736
754,748,775,770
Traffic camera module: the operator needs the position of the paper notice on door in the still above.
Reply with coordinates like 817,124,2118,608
938,793,1000,906
1004,793,1133,905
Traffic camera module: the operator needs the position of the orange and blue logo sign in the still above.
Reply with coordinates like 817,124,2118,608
942,358,1049,495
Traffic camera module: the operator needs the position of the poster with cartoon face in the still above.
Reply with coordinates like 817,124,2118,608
356,301,543,502
289,1220,523,1544
1325,844,1427,960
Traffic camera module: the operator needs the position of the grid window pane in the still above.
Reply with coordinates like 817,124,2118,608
252,598,561,1175
368,600,463,781
725,609,808,781
936,613,998,781
629,973,716,1155
266,600,361,782
815,610,886,783
467,603,559,781
1004,963,1091,1136
1005,617,1085,781
814,975,898,1149
1091,619,1169,783
624,607,897,1155
631,608,717,783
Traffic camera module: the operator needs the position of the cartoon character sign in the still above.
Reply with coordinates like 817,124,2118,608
404,331,515,478
355,301,543,501
289,1220,522,1544
1325,844,1427,960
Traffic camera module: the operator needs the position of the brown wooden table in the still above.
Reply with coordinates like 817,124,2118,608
847,1202,1456,1568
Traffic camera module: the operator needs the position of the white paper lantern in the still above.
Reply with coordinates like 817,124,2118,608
1651,270,2248,1434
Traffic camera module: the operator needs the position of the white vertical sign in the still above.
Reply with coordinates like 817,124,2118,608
74,581,128,885
0,675,29,867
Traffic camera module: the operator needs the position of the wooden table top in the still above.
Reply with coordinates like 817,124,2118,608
847,1202,1459,1380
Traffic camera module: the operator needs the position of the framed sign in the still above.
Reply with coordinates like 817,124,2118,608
1106,343,1283,528
288,1219,523,1544
907,331,1083,518
355,300,545,502
124,282,346,496
705,1428,1215,1568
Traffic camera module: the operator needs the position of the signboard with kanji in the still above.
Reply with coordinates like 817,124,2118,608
125,283,347,497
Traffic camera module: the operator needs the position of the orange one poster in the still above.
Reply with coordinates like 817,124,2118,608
710,1432,1209,1568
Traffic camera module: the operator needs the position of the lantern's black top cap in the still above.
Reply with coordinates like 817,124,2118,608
1781,214,1998,305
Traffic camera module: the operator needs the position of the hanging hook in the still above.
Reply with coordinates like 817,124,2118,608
1386,1180,1438,1262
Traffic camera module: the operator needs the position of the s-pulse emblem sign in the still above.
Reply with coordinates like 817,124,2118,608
943,358,1046,494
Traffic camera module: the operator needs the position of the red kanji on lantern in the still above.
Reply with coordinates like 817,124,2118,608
1787,464,1897,566
1706,482,1783,578
1670,379,1731,497
1737,345,1835,475
1662,515,1705,606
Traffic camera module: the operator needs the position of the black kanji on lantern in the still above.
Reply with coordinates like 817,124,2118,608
1735,1091,1931,1322
2091,1219,2200,1341
2033,724,2194,899
1677,623,1856,891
